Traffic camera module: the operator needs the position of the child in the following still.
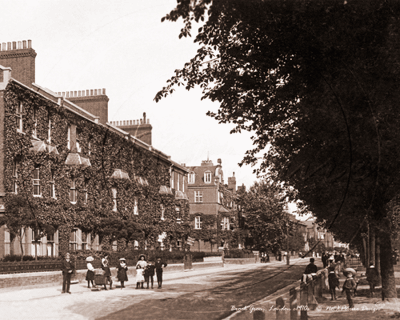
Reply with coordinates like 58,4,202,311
136,265,144,289
144,261,156,289
86,256,96,289
117,258,128,289
342,272,357,309
328,266,340,300
101,256,112,290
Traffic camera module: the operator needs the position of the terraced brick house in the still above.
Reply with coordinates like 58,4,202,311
0,40,188,258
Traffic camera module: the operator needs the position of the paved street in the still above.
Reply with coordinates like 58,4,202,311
0,258,307,320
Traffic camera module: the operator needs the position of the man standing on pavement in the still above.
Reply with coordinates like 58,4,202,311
61,252,74,294
302,258,318,282
366,263,379,297
155,257,167,288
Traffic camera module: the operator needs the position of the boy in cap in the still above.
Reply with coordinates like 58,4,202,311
155,257,167,288
61,253,74,294
342,272,357,308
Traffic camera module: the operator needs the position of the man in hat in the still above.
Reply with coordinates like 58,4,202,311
366,263,379,297
61,253,74,294
155,257,167,288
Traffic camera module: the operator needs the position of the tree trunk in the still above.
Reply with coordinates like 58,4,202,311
370,226,375,266
380,232,397,300
35,241,38,261
19,229,25,262
362,236,368,267
58,225,71,257
376,237,381,285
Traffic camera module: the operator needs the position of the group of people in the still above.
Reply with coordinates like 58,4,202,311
134,254,167,289
302,252,380,310
61,252,168,294
322,251,346,269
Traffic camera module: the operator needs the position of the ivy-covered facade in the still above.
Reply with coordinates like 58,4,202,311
0,52,189,258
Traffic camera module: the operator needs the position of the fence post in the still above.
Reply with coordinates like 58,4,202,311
290,287,298,320
300,284,308,320
253,310,265,320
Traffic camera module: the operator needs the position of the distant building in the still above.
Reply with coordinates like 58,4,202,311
186,158,238,252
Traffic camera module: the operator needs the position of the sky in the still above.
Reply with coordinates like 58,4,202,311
1,0,262,190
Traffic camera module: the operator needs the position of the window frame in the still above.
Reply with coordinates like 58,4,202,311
16,102,23,133
221,217,230,230
33,167,41,197
204,171,212,183
195,216,202,230
160,204,165,221
12,160,18,194
32,107,38,138
194,191,203,203
70,178,77,204
112,187,117,212
176,206,181,221
50,169,56,199
133,197,139,215
188,172,195,184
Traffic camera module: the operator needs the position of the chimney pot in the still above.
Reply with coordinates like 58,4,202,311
90,89,93,95
1,43,5,51
23,40,27,49
7,42,11,50
12,42,16,50
143,112,146,123
73,91,77,97
102,88,106,95
28,40,32,48
18,41,22,49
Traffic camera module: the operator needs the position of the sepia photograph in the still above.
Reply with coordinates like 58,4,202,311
0,0,400,319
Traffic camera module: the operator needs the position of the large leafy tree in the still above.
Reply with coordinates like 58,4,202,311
238,181,287,252
156,0,400,299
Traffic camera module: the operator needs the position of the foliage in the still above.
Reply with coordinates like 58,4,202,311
157,0,400,298
237,180,287,252
287,228,306,253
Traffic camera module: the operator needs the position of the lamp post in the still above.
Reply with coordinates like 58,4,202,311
287,222,290,265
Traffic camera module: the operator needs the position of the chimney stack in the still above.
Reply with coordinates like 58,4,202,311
0,39,36,86
228,172,237,194
65,88,109,124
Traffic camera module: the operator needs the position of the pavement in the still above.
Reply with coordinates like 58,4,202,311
0,259,296,320
306,263,400,320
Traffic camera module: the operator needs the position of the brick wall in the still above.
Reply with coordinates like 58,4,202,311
68,95,109,125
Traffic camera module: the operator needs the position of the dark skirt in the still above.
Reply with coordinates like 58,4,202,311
86,270,95,281
117,268,128,282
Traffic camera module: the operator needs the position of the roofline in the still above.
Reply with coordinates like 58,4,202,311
9,79,187,170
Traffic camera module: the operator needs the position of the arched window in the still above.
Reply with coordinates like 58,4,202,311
204,171,212,183
188,172,195,184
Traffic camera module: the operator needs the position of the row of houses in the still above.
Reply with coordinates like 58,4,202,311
0,40,239,258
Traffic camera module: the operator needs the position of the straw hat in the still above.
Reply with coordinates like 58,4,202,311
119,257,126,261
86,256,94,262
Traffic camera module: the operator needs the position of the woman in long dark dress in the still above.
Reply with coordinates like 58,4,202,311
117,258,128,289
